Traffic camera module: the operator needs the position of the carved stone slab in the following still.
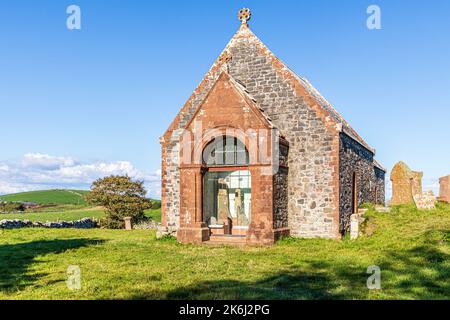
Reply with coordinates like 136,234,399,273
413,191,437,210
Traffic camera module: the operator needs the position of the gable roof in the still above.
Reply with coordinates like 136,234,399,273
183,70,282,137
163,23,374,153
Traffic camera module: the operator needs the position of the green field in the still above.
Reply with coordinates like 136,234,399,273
0,207,161,223
0,190,90,205
0,204,448,300
0,207,105,222
0,189,162,222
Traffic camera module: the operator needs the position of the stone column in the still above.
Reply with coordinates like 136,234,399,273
177,166,210,243
195,169,203,223
246,166,276,245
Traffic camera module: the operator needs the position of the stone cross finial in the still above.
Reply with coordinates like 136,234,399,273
238,8,251,24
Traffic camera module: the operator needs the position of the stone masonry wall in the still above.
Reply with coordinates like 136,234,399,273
273,142,289,230
161,139,180,227
339,133,385,233
227,38,339,239
374,167,386,205
273,166,289,230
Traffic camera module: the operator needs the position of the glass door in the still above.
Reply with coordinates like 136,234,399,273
203,170,251,228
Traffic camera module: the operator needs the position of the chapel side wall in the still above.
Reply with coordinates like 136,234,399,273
161,138,181,228
227,41,339,239
374,167,386,206
339,133,385,233
273,143,289,231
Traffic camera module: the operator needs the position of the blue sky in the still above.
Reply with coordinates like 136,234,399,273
1,0,450,198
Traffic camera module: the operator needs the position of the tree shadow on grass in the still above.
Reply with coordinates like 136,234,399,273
129,258,371,300
0,238,104,292
376,230,450,299
166,271,345,300
128,270,346,300
130,231,449,300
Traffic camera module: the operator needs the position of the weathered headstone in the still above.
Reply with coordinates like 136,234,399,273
438,175,450,203
413,191,437,210
390,161,423,205
411,171,423,197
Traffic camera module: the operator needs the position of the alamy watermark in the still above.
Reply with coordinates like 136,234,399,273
66,5,81,30
66,265,81,290
367,265,381,290
367,5,382,30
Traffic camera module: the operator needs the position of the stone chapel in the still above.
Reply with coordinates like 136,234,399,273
160,9,386,245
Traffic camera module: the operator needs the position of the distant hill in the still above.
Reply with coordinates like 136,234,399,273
0,189,90,205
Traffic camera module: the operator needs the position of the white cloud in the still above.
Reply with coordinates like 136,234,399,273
22,153,76,170
0,181,57,195
0,154,161,198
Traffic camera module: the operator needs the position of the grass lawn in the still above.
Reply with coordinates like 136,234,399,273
0,204,448,300
0,190,90,205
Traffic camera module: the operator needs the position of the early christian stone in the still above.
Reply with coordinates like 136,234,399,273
217,189,230,225
235,189,248,226
413,191,437,210
438,175,450,203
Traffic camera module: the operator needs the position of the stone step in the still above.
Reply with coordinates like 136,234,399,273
206,235,247,245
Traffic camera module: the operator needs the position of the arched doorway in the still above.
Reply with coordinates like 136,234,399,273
202,136,251,235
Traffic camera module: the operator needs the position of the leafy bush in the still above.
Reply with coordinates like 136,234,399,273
86,175,152,229
151,200,162,210
0,202,25,214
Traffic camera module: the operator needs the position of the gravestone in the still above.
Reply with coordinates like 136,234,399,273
411,171,423,197
438,175,450,203
390,161,421,205
413,191,437,210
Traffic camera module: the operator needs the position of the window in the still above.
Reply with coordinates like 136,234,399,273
203,136,249,166
203,170,251,227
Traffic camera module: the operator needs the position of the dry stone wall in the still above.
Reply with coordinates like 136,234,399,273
0,218,98,230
